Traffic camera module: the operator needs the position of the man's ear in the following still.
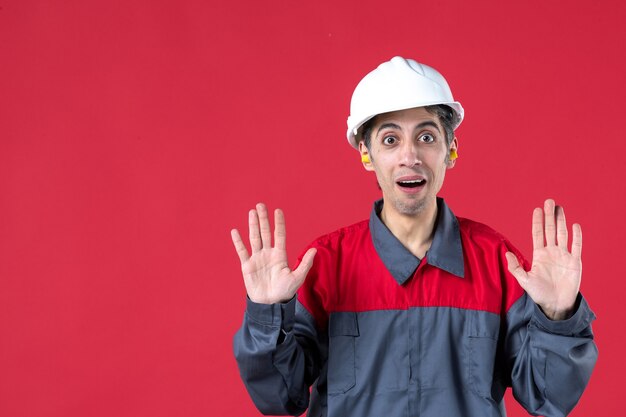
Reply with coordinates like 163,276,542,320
359,141,374,171
447,137,459,169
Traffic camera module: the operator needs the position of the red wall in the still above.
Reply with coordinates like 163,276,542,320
1,1,623,416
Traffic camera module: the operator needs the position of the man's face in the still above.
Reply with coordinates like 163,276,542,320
359,107,458,217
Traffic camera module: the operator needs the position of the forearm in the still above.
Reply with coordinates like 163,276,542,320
233,297,322,416
506,293,598,417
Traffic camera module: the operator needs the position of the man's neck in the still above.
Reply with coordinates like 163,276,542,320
380,199,438,259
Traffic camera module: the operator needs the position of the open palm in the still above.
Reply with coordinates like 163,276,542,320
506,199,582,320
231,203,316,305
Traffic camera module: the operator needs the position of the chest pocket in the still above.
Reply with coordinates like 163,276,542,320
467,311,501,398
327,312,359,395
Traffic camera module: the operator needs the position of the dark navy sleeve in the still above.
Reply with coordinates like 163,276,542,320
504,292,598,417
233,296,324,416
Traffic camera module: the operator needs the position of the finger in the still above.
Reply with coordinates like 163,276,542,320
293,248,317,286
505,252,528,285
230,229,250,264
274,209,286,250
556,205,568,248
248,209,262,252
531,207,544,249
572,223,583,259
256,203,272,248
544,199,557,246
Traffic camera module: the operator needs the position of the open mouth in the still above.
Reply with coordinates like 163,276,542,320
396,179,426,188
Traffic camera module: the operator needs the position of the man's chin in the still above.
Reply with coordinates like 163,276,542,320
389,198,428,216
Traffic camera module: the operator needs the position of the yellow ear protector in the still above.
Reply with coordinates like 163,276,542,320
449,149,458,160
361,154,371,164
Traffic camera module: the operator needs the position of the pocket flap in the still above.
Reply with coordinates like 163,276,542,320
329,312,360,337
468,311,500,339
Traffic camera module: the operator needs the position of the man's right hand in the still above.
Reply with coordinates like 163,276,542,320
231,203,317,304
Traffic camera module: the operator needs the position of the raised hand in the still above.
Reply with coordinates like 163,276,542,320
506,199,582,320
231,203,317,305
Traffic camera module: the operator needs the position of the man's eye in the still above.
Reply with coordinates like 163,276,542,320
382,136,397,145
420,134,435,143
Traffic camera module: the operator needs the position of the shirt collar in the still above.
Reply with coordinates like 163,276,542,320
369,197,465,285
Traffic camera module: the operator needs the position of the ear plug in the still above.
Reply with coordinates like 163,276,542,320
449,149,458,160
361,154,371,163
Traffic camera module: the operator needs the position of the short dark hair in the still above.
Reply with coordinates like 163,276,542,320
360,105,459,151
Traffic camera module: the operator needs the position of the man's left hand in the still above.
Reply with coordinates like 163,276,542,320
506,199,582,321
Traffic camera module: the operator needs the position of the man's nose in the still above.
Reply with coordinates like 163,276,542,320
399,141,421,167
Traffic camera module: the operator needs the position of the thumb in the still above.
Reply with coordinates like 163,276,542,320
505,251,527,283
292,248,317,286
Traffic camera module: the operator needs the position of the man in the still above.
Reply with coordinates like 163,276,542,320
231,56,597,417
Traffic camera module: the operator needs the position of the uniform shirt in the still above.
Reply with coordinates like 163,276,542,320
234,198,597,417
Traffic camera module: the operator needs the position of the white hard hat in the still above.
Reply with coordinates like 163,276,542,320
346,56,464,149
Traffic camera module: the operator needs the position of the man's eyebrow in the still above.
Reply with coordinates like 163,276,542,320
376,122,401,135
376,120,441,135
415,121,441,132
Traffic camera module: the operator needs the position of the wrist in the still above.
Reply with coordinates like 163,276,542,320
247,293,295,305
539,303,575,321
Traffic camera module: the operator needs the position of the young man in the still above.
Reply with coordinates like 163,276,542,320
231,56,597,417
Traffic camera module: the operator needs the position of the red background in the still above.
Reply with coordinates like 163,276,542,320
1,1,624,416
